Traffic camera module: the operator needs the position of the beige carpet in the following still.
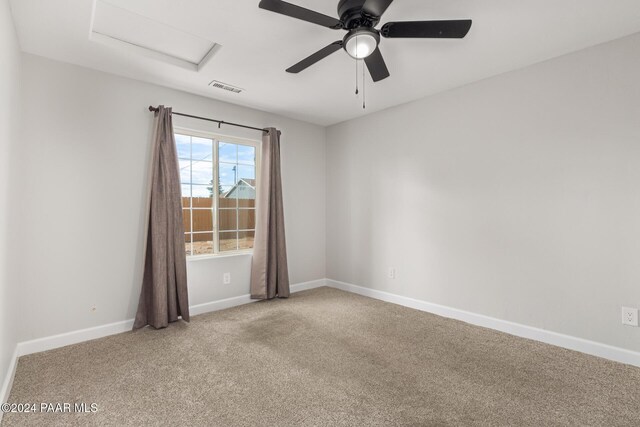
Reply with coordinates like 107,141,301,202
3,287,639,426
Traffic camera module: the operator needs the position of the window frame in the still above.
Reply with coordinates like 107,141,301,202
175,126,260,260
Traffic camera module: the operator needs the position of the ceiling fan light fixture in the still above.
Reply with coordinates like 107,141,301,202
344,29,379,59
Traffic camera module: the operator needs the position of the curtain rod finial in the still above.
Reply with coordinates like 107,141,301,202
148,106,158,112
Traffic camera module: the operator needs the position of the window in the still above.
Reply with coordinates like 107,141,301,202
176,130,258,257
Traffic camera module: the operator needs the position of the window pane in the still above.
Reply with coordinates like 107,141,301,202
182,209,191,232
191,184,210,198
191,137,213,161
176,134,190,159
218,209,237,231
237,145,255,165
219,142,237,163
237,164,255,181
192,209,213,232
238,198,255,208
192,197,213,208
192,232,214,255
219,163,238,187
236,179,256,206
239,231,255,250
218,185,232,200
179,159,191,184
218,186,235,209
219,231,238,252
238,209,255,230
191,160,213,185
184,233,192,256
181,185,191,207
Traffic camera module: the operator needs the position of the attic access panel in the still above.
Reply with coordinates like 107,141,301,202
91,0,220,71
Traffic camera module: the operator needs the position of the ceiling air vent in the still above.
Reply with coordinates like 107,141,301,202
209,80,244,94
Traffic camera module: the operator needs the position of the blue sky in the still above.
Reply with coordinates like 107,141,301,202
176,134,255,197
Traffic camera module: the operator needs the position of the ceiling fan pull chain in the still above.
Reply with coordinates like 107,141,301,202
362,58,366,109
355,53,359,95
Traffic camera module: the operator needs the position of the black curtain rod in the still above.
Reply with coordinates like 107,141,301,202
148,106,267,133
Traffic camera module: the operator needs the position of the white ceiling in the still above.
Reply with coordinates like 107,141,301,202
9,0,640,126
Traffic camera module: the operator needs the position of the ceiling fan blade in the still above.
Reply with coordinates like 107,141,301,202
362,0,394,18
259,0,342,29
364,47,390,82
381,20,472,38
286,41,343,73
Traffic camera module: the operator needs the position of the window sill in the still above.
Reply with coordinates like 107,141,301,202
187,250,253,262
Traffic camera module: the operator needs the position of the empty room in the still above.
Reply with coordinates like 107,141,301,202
1,0,640,425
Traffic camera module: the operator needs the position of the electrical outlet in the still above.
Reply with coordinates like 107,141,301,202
622,307,638,326
223,272,231,285
388,267,396,279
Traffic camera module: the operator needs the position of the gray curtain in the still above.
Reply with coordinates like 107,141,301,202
134,106,190,329
250,128,290,299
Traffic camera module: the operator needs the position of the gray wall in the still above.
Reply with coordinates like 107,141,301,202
12,54,326,342
0,0,21,401
326,33,640,352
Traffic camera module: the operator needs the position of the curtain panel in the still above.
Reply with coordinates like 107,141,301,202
250,128,290,299
134,106,190,329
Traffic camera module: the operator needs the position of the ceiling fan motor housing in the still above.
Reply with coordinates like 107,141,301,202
338,0,380,28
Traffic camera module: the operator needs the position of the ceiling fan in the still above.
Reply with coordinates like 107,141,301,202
258,0,472,82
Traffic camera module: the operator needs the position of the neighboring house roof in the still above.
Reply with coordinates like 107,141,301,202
223,178,256,199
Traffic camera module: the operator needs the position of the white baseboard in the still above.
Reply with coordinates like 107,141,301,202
16,319,135,358
189,278,327,316
290,278,328,293
0,278,327,404
189,294,255,316
326,279,640,368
